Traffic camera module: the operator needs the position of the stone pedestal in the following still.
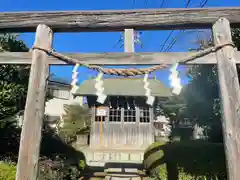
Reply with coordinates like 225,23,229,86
84,151,144,167
76,134,88,146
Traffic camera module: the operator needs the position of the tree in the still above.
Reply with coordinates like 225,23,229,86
0,34,30,160
160,94,188,140
0,34,29,120
58,104,91,144
159,29,240,142
0,35,86,177
182,28,240,142
0,34,53,160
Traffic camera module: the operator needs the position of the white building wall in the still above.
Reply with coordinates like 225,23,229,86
154,115,171,137
16,88,84,127
45,89,84,118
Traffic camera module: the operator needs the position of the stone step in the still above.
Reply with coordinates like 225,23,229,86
105,174,142,180
105,168,139,173
84,161,146,180
88,161,106,167
88,160,143,167
105,170,146,180
87,169,146,176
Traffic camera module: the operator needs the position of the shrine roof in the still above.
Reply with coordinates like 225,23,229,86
73,78,173,97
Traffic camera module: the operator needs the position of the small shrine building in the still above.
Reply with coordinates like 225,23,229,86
73,77,172,150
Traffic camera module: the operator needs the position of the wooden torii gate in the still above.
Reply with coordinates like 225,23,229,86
0,7,240,180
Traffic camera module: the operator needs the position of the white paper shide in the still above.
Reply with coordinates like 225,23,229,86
71,63,79,93
169,63,182,95
143,73,155,106
95,72,107,104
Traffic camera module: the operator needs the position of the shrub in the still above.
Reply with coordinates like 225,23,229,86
79,160,86,170
144,140,227,179
39,161,81,180
143,141,166,175
0,162,16,180
39,157,86,180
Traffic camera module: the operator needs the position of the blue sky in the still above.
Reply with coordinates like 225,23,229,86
1,0,240,87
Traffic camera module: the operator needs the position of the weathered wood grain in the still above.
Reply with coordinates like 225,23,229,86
90,108,153,150
213,18,240,180
124,29,135,53
1,51,240,65
16,24,53,180
0,7,240,32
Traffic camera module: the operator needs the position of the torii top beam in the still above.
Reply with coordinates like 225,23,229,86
0,7,240,32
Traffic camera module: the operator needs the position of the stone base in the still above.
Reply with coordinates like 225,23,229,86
79,147,144,167
76,134,88,146
85,151,144,167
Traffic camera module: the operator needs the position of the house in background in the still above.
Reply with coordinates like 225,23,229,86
17,77,84,127
45,77,84,124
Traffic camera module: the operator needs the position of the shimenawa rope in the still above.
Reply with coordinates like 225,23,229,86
32,42,234,77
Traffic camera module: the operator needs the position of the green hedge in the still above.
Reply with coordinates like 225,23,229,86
144,141,226,179
0,162,16,180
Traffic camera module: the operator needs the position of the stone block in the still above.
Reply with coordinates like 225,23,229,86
76,134,88,145
124,168,138,173
115,152,121,161
103,152,110,161
130,153,141,161
85,152,94,162
109,152,117,161
120,153,129,161
93,152,104,161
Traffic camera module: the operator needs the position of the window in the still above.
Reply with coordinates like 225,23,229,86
154,122,164,129
95,116,106,122
51,89,70,99
124,108,136,122
109,108,121,122
139,108,150,123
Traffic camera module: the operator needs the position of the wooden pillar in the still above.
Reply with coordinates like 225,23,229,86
124,29,135,52
90,106,96,149
212,18,240,180
16,24,53,180
124,29,135,147
149,107,155,143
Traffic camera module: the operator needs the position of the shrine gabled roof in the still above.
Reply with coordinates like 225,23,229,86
73,78,173,97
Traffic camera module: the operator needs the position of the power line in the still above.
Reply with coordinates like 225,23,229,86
144,0,150,6
163,0,209,52
131,0,136,8
185,0,192,7
159,0,167,7
159,31,174,52
163,30,210,52
113,0,137,49
159,0,192,52
200,0,209,7
143,0,169,51
112,36,123,49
